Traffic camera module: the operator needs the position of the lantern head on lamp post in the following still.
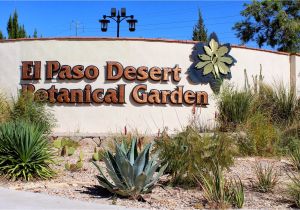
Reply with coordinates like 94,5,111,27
99,8,137,37
99,18,110,32
127,17,137,32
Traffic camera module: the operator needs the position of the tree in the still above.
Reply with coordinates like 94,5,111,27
233,0,300,52
0,31,4,39
33,29,38,38
192,9,208,42
7,10,27,39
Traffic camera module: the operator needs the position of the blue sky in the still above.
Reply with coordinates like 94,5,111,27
0,1,266,49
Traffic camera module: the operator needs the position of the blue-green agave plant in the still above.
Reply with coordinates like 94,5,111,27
93,138,167,198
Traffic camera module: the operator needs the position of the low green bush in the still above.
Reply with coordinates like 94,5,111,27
0,121,55,180
0,93,10,124
252,83,298,126
237,112,279,156
253,163,278,193
10,92,55,133
93,138,167,199
217,85,252,131
198,163,244,208
155,127,235,186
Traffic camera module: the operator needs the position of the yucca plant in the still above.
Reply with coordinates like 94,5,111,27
253,163,279,193
290,147,300,170
288,173,300,208
197,163,244,208
217,85,252,131
93,138,167,199
0,121,55,180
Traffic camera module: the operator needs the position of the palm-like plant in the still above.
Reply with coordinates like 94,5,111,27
93,138,167,199
0,121,55,180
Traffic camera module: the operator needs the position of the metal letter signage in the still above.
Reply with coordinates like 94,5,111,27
20,61,209,106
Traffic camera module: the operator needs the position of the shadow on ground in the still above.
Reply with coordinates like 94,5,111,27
79,185,112,199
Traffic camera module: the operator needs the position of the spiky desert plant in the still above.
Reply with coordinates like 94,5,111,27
290,147,300,170
0,121,55,180
288,173,300,208
93,138,167,199
198,163,244,208
253,163,279,193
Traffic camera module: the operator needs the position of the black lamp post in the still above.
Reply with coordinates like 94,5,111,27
99,8,137,37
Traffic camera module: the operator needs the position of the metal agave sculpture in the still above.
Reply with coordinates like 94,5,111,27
196,37,234,79
93,138,167,198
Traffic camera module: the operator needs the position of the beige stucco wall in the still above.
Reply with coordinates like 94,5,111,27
0,39,295,134
296,55,300,96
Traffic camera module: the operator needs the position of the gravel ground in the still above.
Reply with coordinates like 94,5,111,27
0,138,296,209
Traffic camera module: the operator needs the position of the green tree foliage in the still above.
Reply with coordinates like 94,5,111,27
192,9,208,42
0,30,4,39
233,0,300,52
33,29,38,38
7,10,27,39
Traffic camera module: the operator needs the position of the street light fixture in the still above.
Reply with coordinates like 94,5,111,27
99,8,138,37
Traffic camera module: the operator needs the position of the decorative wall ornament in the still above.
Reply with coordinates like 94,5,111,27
188,32,236,93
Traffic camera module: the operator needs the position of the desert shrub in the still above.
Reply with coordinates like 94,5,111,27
288,173,300,208
107,127,152,152
93,138,167,199
198,163,244,208
279,122,300,154
237,112,279,156
0,121,55,180
217,85,252,131
0,93,10,124
155,127,235,186
253,163,278,193
290,147,300,170
10,92,55,133
252,83,297,126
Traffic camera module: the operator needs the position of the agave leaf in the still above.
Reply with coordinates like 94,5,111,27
145,162,161,185
203,63,214,75
143,143,152,171
115,145,134,187
144,163,168,190
218,61,229,74
120,140,127,154
92,162,116,189
133,143,151,177
195,61,210,69
198,54,211,61
96,175,116,192
134,172,147,192
104,152,127,189
127,138,137,165
209,38,218,53
219,56,233,64
217,46,229,57
204,46,212,56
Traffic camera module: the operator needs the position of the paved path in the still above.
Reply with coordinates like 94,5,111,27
0,187,144,210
